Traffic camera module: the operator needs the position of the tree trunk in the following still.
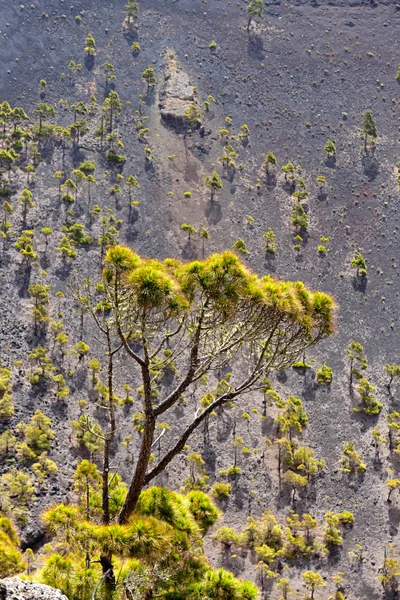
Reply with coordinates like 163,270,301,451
118,413,156,524
102,439,111,525
100,554,116,600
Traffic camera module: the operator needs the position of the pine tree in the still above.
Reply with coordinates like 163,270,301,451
247,0,263,31
361,109,377,150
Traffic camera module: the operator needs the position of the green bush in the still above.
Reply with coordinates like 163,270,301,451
211,483,232,499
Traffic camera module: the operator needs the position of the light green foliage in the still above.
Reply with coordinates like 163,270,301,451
291,203,309,231
264,228,277,253
346,340,368,383
124,0,139,24
79,160,95,173
316,175,326,188
316,363,333,385
213,525,242,547
84,33,96,56
142,67,156,88
233,238,249,254
71,414,105,457
387,479,400,501
186,490,220,533
32,452,58,487
0,430,16,457
361,109,377,149
19,188,35,212
339,440,366,474
386,364,400,391
62,223,92,246
324,138,336,157
284,445,326,481
211,482,231,499
302,570,326,598
292,178,308,203
34,102,56,134
183,452,209,491
56,235,78,259
356,377,382,415
378,546,400,595
16,409,55,460
239,123,249,137
72,341,90,360
0,368,13,418
0,515,26,577
263,151,277,175
275,395,308,437
28,283,51,330
323,511,353,551
387,411,400,454
38,485,255,600
0,469,35,510
15,230,38,261
247,0,263,30
1,200,13,238
351,252,367,277
28,346,56,384
98,214,119,251
205,170,223,200
282,162,295,180
181,223,198,244
277,576,294,599
185,104,201,125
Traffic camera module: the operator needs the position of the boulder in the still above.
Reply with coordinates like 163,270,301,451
0,578,68,600
159,50,201,127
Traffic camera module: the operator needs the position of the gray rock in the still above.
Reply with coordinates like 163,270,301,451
159,49,201,127
0,578,68,600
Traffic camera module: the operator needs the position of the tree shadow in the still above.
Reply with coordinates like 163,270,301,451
362,151,379,181
54,262,73,281
71,145,86,168
325,155,336,169
247,34,265,60
123,23,139,44
302,371,318,402
216,408,233,443
276,370,288,384
181,242,198,260
144,87,156,108
295,252,304,263
282,179,295,194
205,199,222,225
352,275,367,293
265,173,277,190
388,504,400,537
128,206,139,224
15,263,31,298
264,254,276,273
84,55,94,71
202,444,216,475
144,160,156,179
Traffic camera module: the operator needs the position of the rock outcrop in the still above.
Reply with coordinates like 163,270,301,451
159,50,201,127
0,578,68,600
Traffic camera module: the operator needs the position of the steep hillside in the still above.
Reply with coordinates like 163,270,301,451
1,0,400,598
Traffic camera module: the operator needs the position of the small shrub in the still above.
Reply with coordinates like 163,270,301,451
316,363,333,385
211,483,232,499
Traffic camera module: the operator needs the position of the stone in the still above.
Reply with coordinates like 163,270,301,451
0,578,68,600
159,49,201,127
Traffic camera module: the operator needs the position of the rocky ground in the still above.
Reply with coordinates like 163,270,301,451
0,578,68,600
1,0,400,598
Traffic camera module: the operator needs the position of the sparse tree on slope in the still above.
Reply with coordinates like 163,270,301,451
75,247,335,526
